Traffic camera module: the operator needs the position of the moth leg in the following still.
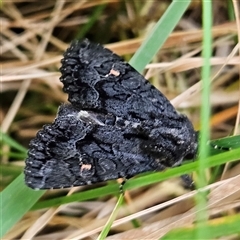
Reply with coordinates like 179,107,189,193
181,174,195,190
119,178,127,194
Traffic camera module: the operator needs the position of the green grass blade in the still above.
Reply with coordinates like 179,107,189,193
195,1,212,237
31,147,240,210
1,2,237,236
97,194,124,239
1,135,239,237
161,214,240,239
0,174,45,237
1,132,27,154
75,4,107,40
126,146,240,190
210,135,240,150
129,0,191,72
0,2,193,236
1,165,22,179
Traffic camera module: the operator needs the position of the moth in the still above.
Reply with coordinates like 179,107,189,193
25,39,198,189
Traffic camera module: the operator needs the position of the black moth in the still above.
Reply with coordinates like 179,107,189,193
24,39,198,189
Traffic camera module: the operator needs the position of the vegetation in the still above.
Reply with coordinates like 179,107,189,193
1,1,240,239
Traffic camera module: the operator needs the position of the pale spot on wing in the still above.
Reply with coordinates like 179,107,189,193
80,164,92,171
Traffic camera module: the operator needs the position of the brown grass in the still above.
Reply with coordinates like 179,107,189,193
1,1,240,239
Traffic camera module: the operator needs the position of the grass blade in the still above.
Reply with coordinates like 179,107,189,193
162,214,240,239
130,0,191,72
0,174,45,237
31,147,240,210
97,194,124,239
